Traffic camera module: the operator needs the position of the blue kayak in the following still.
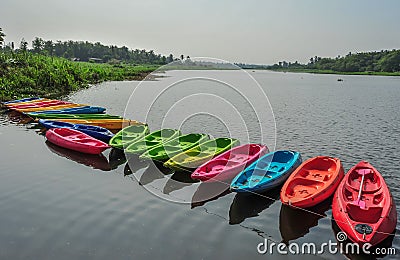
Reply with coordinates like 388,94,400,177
3,97,41,104
38,119,114,142
230,150,302,193
28,106,106,114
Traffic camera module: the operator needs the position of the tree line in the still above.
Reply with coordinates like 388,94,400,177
0,28,181,65
270,49,400,73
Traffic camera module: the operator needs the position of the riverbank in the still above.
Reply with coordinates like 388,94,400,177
0,51,159,101
268,68,400,76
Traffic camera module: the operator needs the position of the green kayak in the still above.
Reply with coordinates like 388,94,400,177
164,138,239,171
140,133,209,161
125,129,181,154
109,125,150,149
29,113,122,120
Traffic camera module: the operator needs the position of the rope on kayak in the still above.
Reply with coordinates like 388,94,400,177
198,172,399,238
117,163,399,238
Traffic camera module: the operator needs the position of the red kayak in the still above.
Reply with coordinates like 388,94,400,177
332,161,397,246
8,100,71,109
281,156,344,208
46,128,110,154
191,144,268,182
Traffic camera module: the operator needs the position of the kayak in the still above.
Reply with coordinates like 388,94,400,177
164,138,240,171
8,100,72,109
3,97,42,105
280,156,344,208
15,104,85,113
28,106,106,114
109,125,150,149
140,133,209,161
39,119,114,142
51,118,143,130
45,128,110,154
125,129,181,154
4,98,50,107
230,150,301,193
332,161,397,246
30,113,122,120
191,144,268,182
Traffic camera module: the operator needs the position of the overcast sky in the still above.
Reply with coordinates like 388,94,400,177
1,0,399,64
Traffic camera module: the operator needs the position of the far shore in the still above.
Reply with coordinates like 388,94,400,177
263,68,400,77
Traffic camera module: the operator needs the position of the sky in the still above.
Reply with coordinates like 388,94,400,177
1,0,400,64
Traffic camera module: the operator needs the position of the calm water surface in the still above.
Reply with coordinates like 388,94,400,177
0,70,399,259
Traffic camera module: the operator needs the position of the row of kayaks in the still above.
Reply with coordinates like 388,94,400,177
2,97,397,247
3,97,142,130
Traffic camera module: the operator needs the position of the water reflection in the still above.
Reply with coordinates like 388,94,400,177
163,171,199,195
279,198,331,244
138,160,174,186
191,182,231,208
123,156,151,176
229,187,280,225
45,141,111,171
108,148,127,170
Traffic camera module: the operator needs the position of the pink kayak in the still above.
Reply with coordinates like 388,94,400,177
46,128,110,154
191,144,268,182
8,100,71,109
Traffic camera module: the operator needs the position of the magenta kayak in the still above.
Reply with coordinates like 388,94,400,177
191,144,268,182
45,128,110,155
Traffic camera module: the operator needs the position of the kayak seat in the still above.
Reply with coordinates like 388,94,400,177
228,154,252,163
347,170,382,193
285,178,324,198
346,204,382,223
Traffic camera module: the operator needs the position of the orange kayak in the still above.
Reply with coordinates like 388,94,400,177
15,104,85,113
53,118,144,131
280,156,344,208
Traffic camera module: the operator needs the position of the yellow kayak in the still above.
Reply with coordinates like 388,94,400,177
54,118,144,131
15,104,85,113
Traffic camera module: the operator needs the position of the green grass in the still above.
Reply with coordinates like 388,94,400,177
269,68,400,76
0,51,159,101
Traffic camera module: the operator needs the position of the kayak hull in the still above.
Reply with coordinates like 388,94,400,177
8,100,71,109
39,119,114,142
53,119,143,131
230,150,302,193
281,156,344,208
125,129,181,154
109,125,150,149
191,144,268,182
15,104,85,113
28,106,106,115
3,97,42,105
164,138,240,171
31,113,122,120
332,161,397,246
46,128,110,154
140,133,209,161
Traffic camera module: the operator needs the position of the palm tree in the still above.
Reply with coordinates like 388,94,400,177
0,28,6,47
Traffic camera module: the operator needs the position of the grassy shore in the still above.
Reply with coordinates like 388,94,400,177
268,68,400,76
0,51,159,101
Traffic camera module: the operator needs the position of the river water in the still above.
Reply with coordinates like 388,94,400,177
0,70,399,259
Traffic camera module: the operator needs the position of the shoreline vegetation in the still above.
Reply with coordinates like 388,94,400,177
239,49,400,77
265,68,400,76
0,51,160,101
